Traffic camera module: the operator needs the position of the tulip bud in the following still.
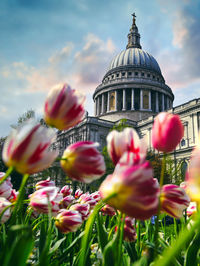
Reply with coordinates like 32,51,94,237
59,195,74,208
44,83,85,130
29,187,61,216
60,141,106,183
101,204,116,216
0,172,13,199
160,184,190,218
185,147,200,202
3,120,58,174
79,193,97,209
74,188,83,199
36,178,55,190
55,210,82,234
90,191,101,203
187,202,197,217
0,197,11,223
60,185,73,197
152,112,184,153
99,161,159,220
107,128,147,165
115,217,136,242
69,203,90,220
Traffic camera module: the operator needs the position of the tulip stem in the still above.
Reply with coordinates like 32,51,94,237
0,166,14,185
11,173,29,224
154,152,166,257
78,192,117,266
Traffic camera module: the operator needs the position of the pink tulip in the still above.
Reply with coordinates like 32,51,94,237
107,128,147,165
90,191,101,203
44,83,85,130
0,172,13,199
55,210,82,234
74,188,83,199
185,147,200,202
0,197,12,223
79,193,97,209
69,203,90,220
99,161,159,220
115,217,136,242
187,202,196,217
152,112,184,153
160,184,190,218
60,185,73,197
101,204,116,216
59,195,74,208
36,178,55,190
29,187,62,216
2,120,58,174
60,141,106,183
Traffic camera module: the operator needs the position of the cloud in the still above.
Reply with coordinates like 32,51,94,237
48,43,74,64
157,0,200,90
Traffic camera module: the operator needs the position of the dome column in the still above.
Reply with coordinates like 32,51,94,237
131,88,134,110
162,94,164,111
94,99,97,116
97,97,100,115
156,92,159,112
101,94,104,114
140,89,143,110
107,91,110,112
122,89,126,110
149,91,151,110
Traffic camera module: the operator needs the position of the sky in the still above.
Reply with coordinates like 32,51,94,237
0,0,200,137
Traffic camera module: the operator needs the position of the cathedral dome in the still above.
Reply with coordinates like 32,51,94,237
93,13,174,123
108,48,161,75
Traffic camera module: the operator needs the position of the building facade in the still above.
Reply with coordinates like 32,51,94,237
55,14,200,183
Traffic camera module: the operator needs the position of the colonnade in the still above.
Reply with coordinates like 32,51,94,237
94,88,172,116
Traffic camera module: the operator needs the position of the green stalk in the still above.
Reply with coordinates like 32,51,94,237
154,153,166,257
0,166,14,185
154,212,200,266
10,173,29,224
78,192,117,266
136,220,141,256
117,213,125,266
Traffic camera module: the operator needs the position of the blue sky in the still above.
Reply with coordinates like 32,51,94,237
0,0,200,137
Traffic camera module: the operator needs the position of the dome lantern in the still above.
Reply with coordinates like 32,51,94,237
126,13,141,49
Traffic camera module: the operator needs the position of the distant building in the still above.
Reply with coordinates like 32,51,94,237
55,14,200,183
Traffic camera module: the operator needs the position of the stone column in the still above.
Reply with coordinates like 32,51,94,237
131,88,134,110
156,92,159,112
101,94,104,114
107,91,110,112
94,99,97,116
115,90,118,111
97,97,99,115
162,94,164,111
149,91,151,110
122,89,126,110
140,89,143,110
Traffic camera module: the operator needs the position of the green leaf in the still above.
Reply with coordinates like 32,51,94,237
96,213,108,252
185,231,200,266
2,228,33,266
49,237,66,256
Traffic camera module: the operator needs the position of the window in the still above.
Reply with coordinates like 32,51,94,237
128,72,132,76
135,72,138,76
157,77,159,81
143,90,149,109
141,73,144,77
122,72,125,77
153,75,155,79
112,75,114,79
109,91,115,111
116,73,119,77
147,74,150,78
181,139,186,146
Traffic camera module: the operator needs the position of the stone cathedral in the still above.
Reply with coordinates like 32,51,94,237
55,14,200,181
